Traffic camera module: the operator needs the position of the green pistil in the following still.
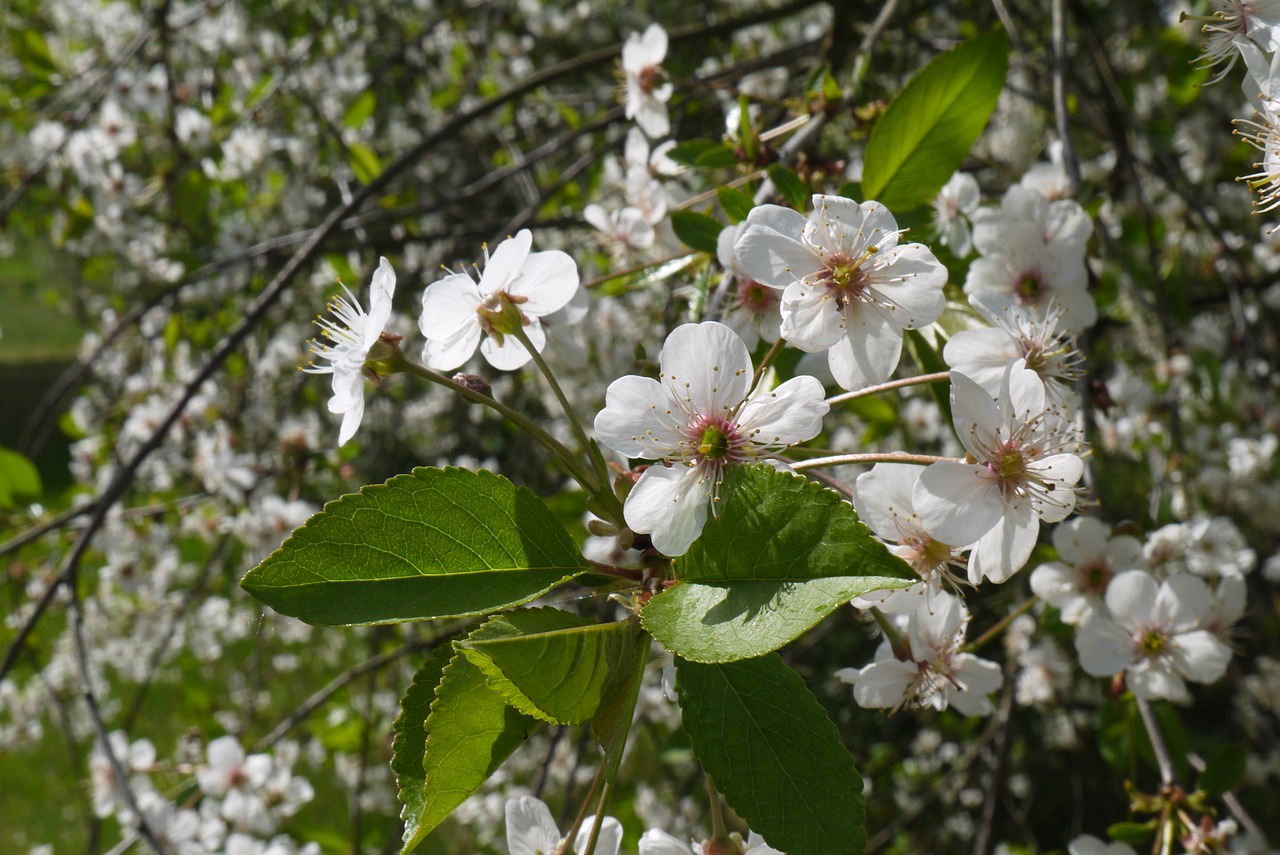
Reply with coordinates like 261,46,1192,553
1140,630,1166,656
698,425,731,459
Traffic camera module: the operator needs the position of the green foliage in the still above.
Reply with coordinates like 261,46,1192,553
671,209,725,254
676,654,865,855
1198,743,1246,797
0,446,42,508
241,467,589,625
717,185,755,224
767,163,809,211
862,29,1008,211
391,646,452,837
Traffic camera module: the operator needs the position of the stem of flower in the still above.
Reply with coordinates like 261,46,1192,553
707,772,729,843
825,371,951,406
1135,694,1179,788
509,323,612,486
963,597,1039,653
870,606,911,661
587,560,644,582
579,778,614,855
400,358,602,494
560,762,607,855
789,451,961,471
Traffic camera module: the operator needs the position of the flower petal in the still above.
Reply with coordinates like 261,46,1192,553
658,322,752,417
825,309,903,390
480,229,533,295
595,375,682,459
509,249,579,317
625,463,709,557
736,374,828,446
913,461,1003,547
419,274,482,338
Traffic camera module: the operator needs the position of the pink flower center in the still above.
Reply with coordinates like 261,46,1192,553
737,278,777,315
1014,270,1044,304
1077,558,1112,595
819,251,872,308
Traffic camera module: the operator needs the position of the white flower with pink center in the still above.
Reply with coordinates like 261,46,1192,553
1029,517,1143,625
913,360,1085,584
717,223,780,350
594,321,828,556
734,194,947,391
622,23,674,139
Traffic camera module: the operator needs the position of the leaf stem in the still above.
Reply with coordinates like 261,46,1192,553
790,452,961,471
825,371,951,405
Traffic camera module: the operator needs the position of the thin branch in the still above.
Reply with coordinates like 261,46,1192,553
1135,695,1178,788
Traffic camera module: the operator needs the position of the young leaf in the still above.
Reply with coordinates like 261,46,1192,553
348,141,383,184
862,29,1008,211
391,646,453,835
402,626,543,852
460,610,641,725
717,185,755,224
0,446,42,508
666,140,720,167
767,163,810,211
671,210,724,254
677,654,865,855
241,467,589,626
643,576,910,663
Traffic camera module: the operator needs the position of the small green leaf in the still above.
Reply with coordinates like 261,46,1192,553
862,29,1008,211
241,467,589,626
666,140,720,167
1198,743,1246,797
391,646,452,835
348,141,383,184
695,145,741,169
671,210,724,254
0,446,42,508
677,464,917,584
10,30,59,79
643,576,909,663
460,610,641,725
717,185,755,224
343,91,377,129
767,164,809,211
402,629,542,852
677,654,865,855
1107,821,1157,846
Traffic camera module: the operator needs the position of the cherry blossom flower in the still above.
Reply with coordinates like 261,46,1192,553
303,257,395,446
943,292,1085,411
1067,834,1137,855
850,462,971,613
931,172,980,256
419,229,579,371
964,184,1097,331
837,593,1003,715
913,360,1085,584
622,24,674,138
1029,517,1144,625
640,829,782,854
1235,43,1280,214
716,224,780,350
585,203,656,261
506,795,621,855
1187,0,1280,83
594,321,827,556
734,194,947,390
1074,570,1232,702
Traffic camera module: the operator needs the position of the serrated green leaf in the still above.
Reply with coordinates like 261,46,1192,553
862,29,1008,211
643,575,909,663
678,464,917,584
241,467,589,626
460,610,640,725
677,654,864,855
348,141,382,184
1198,743,1246,797
343,91,376,129
392,646,453,834
1106,821,1157,846
671,210,724,254
717,185,755,224
402,632,542,852
767,164,809,211
0,446,42,508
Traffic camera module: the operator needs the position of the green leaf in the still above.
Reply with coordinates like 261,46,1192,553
343,91,377,129
10,29,59,79
241,467,589,626
862,29,1008,211
402,627,542,852
677,654,865,855
645,466,913,661
391,646,452,837
666,140,720,167
695,145,741,169
348,141,383,184
1198,743,1246,797
767,164,809,211
0,446,42,508
1107,821,1157,846
717,185,756,224
671,210,724,254
460,609,641,725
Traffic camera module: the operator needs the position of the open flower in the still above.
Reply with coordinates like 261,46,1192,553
1029,517,1143,625
913,360,1084,584
419,229,579,371
734,194,947,391
303,256,395,446
1074,570,1232,701
931,171,980,256
622,23,674,138
594,321,828,556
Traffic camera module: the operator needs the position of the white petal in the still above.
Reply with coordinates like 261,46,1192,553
1051,517,1109,566
736,374,828,445
658,322,752,417
625,464,709,557
595,375,683,459
505,797,561,855
1127,663,1188,702
825,310,903,391
942,328,1019,395
946,654,1003,715
363,257,396,349
779,283,844,352
949,370,1003,460
424,322,483,371
509,249,579,317
480,321,545,371
336,389,365,447
913,461,1003,547
850,659,918,709
575,816,623,855
1154,572,1211,630
1074,618,1134,677
865,244,947,327
480,230,533,295
967,500,1039,584
736,206,821,288
1104,570,1158,627
639,829,694,855
1170,630,1232,684
853,463,922,541
419,274,482,338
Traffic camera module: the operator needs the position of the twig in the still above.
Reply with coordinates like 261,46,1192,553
1135,695,1178,788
